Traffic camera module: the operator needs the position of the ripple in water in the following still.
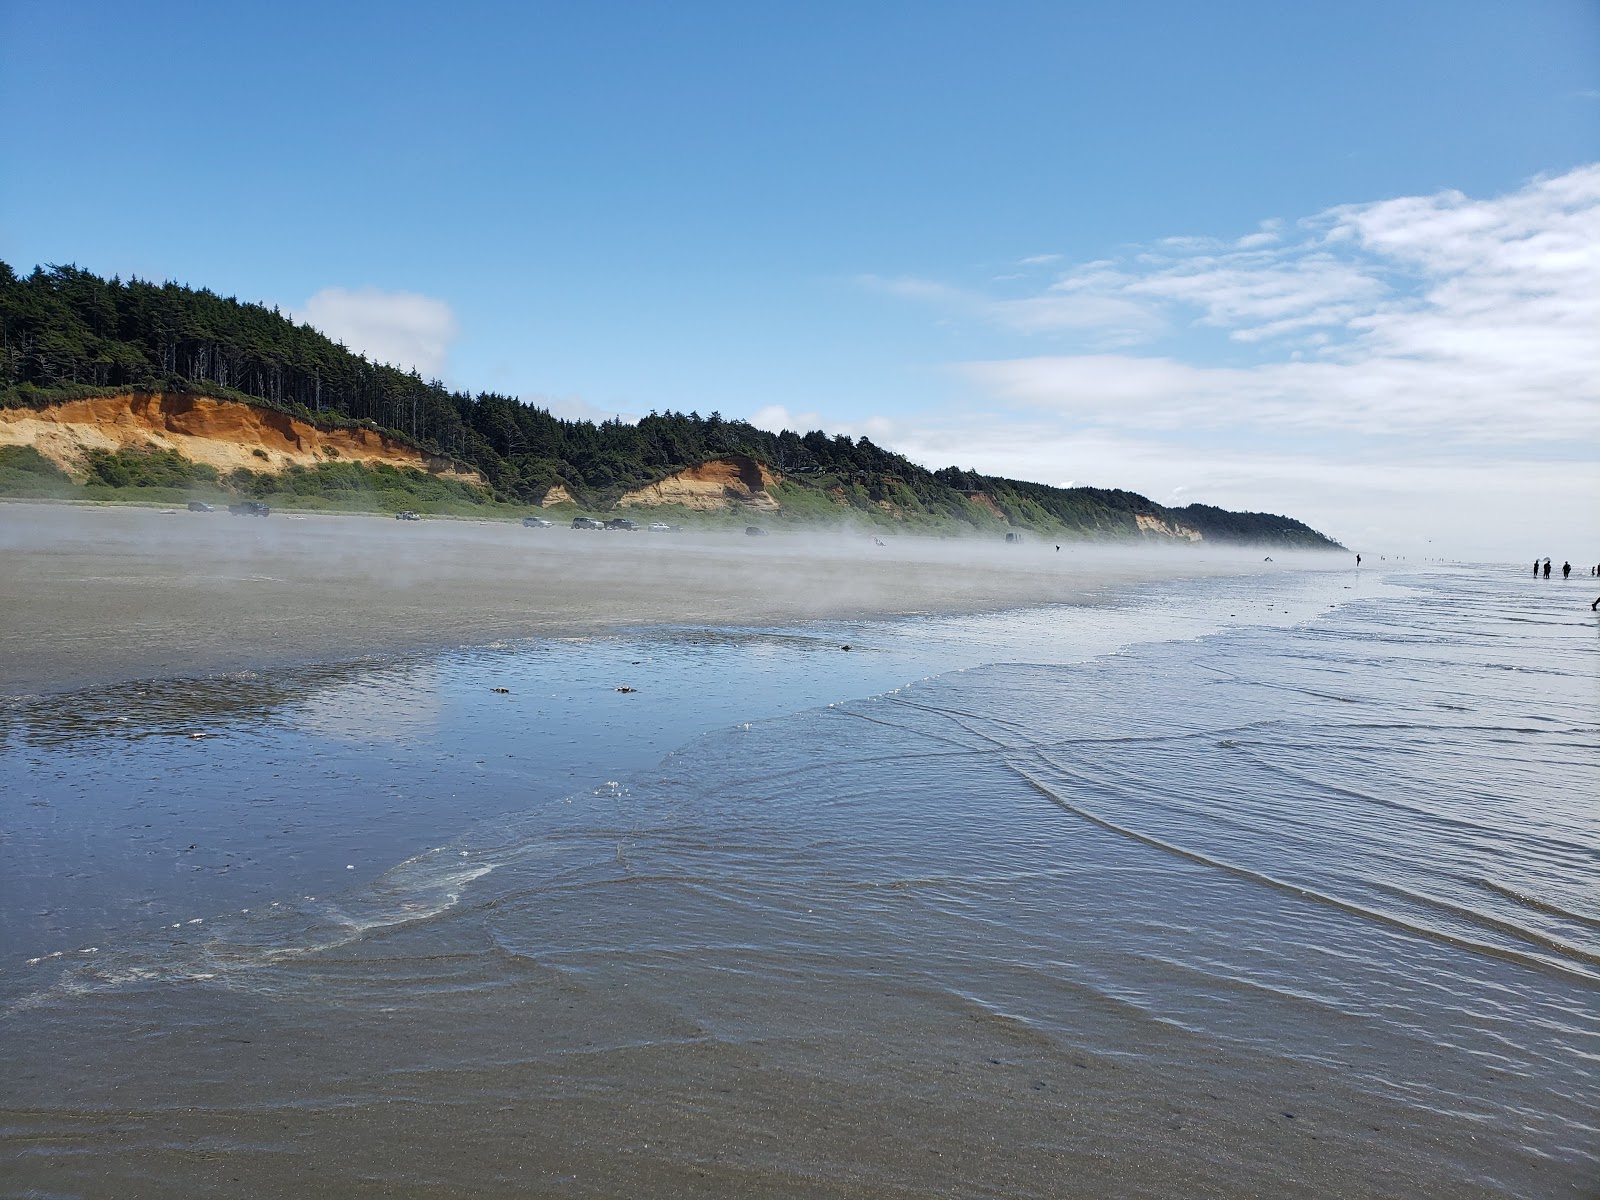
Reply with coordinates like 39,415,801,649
4,566,1596,1198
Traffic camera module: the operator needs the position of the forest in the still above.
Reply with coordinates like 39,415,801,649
0,262,1341,547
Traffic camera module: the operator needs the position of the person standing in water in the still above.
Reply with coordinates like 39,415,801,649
1562,561,1571,579
1544,559,1552,578
1534,560,1541,575
1356,554,1361,566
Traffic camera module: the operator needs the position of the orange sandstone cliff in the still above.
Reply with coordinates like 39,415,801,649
0,393,485,486
616,455,781,512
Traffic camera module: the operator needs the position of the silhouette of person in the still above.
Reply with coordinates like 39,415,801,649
1534,560,1541,575
1562,561,1571,579
1356,554,1361,566
1543,560,1552,578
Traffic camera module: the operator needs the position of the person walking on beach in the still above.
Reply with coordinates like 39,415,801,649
1534,560,1540,575
1356,554,1361,566
1562,561,1571,579
1544,559,1552,578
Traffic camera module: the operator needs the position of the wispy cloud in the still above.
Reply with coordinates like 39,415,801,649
881,166,1600,448
857,271,1163,344
859,166,1600,557
297,287,460,377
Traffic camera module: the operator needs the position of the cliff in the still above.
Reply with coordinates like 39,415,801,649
0,389,1344,548
616,455,781,512
0,263,1346,548
1135,513,1203,542
0,392,485,486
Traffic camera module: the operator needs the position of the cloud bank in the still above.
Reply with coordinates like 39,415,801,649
297,287,460,377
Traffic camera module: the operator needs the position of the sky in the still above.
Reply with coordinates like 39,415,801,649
2,0,1596,560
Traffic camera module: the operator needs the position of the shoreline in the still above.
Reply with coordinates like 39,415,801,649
0,502,1344,695
4,564,1589,1200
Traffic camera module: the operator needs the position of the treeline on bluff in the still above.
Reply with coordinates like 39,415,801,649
0,262,1341,547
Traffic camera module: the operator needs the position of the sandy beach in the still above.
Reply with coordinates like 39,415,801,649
4,558,1593,1199
0,502,1322,693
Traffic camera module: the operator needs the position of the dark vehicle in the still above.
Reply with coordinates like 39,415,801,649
572,517,605,530
395,510,421,521
745,526,768,537
186,501,214,512
521,516,553,528
229,501,271,517
604,518,639,531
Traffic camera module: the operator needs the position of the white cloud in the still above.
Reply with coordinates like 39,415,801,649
297,287,460,377
881,165,1600,451
749,404,823,434
960,348,1597,444
860,166,1600,560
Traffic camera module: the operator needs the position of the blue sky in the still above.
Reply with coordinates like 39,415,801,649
3,0,1596,557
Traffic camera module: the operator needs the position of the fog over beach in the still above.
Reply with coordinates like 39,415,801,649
0,503,1329,694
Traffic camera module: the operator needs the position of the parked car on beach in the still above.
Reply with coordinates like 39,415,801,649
521,516,553,528
647,522,672,532
745,526,768,537
395,510,421,521
604,518,639,531
228,501,270,517
186,501,214,512
572,517,605,530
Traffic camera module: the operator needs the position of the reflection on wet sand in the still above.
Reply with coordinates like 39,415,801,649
4,565,1593,1197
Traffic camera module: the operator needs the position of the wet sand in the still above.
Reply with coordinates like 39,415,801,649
4,565,1593,1198
0,502,1317,693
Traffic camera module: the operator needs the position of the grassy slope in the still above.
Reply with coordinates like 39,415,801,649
0,399,1344,547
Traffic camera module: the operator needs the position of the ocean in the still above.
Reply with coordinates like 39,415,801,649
2,564,1595,1198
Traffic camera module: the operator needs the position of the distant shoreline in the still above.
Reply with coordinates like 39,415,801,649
0,502,1342,695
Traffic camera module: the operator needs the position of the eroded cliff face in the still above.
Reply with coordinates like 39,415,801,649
1135,513,1204,542
540,484,576,507
617,455,781,511
964,492,1007,520
0,393,486,485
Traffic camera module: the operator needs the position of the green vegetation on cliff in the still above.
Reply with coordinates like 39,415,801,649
0,445,73,497
0,262,1342,547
